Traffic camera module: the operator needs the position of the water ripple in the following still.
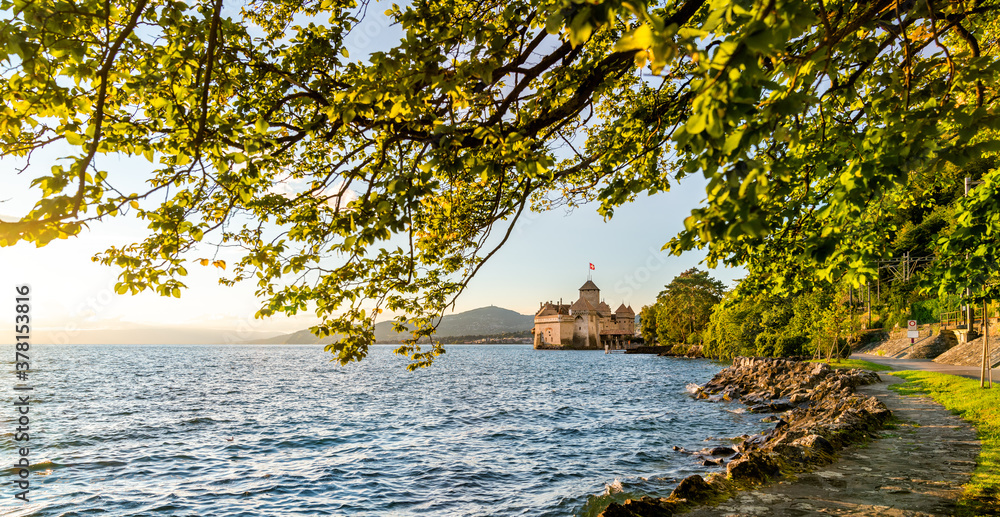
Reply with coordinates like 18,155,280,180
2,344,769,516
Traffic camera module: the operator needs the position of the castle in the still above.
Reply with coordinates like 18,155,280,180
532,278,636,349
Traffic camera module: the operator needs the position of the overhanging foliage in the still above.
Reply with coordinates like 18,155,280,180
3,0,1000,367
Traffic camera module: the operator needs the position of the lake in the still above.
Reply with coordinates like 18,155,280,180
2,344,767,516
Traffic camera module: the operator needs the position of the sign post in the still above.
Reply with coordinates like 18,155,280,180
907,320,919,343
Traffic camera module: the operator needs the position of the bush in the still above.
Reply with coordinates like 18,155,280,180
911,299,938,324
776,335,809,356
754,333,778,357
670,343,690,355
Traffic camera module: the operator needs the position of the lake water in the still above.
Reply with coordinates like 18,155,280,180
2,345,768,516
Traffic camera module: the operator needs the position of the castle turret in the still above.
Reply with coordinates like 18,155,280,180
615,303,635,318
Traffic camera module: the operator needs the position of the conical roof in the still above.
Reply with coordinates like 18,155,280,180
615,303,635,316
580,280,599,291
570,296,596,312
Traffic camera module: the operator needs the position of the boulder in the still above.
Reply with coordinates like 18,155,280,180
600,497,679,517
747,399,794,413
789,390,811,404
794,434,835,458
669,475,714,502
726,449,781,483
705,446,736,456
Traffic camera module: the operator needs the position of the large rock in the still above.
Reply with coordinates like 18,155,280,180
696,357,880,408
726,449,781,483
600,497,680,517
669,475,714,503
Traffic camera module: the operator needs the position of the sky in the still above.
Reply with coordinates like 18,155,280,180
0,168,742,340
0,1,745,343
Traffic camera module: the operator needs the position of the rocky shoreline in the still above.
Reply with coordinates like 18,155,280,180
600,357,892,517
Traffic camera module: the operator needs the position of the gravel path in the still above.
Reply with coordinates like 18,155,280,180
682,375,980,517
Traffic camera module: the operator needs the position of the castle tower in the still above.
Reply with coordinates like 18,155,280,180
579,280,600,308
615,303,636,335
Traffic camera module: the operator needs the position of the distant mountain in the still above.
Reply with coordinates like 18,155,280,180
393,306,534,340
247,328,329,345
248,306,535,344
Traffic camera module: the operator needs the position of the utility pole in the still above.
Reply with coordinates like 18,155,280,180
867,282,872,329
982,299,992,388
965,177,973,333
965,176,989,387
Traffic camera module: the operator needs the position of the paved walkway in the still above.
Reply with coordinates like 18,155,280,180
852,353,1000,383
684,375,980,516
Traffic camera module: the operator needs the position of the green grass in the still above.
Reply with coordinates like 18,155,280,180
807,358,894,372
890,371,1000,516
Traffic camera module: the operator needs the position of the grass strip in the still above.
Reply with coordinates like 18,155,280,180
890,371,1000,516
807,358,894,372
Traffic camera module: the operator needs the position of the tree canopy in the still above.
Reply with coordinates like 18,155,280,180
702,286,857,360
3,0,1000,367
641,267,724,345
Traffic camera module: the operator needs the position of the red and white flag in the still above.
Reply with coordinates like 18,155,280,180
589,263,595,270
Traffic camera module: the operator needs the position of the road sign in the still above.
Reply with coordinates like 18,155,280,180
907,320,917,331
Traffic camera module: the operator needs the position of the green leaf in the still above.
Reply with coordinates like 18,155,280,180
544,12,564,35
614,25,652,52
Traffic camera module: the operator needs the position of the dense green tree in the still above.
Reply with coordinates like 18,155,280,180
701,291,766,358
3,0,1000,367
702,286,859,360
648,267,725,345
638,304,658,345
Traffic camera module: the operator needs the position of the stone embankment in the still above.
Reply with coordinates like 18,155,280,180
933,333,1000,368
860,323,1000,367
600,357,891,517
857,328,944,359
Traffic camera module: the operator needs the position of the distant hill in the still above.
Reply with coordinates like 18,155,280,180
247,306,535,344
402,306,534,339
247,328,329,345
